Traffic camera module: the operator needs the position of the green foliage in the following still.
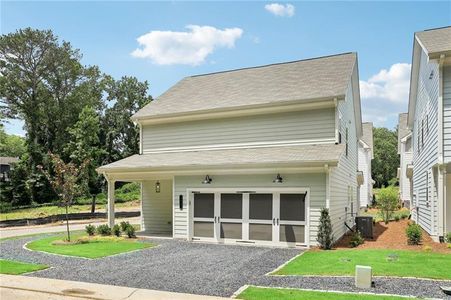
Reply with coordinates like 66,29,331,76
112,224,121,237
394,215,400,222
372,127,399,188
85,224,96,236
317,208,334,250
0,127,26,157
444,232,451,243
125,223,136,238
349,231,364,248
96,224,111,236
406,223,422,245
120,221,130,232
376,186,399,224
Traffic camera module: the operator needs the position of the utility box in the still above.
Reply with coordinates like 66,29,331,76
355,216,373,238
355,265,372,288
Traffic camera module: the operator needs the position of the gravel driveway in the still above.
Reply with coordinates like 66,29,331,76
1,235,450,298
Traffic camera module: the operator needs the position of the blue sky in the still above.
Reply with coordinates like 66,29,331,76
2,1,450,136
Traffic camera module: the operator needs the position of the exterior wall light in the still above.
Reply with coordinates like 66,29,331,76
202,175,212,184
273,173,283,183
155,180,161,193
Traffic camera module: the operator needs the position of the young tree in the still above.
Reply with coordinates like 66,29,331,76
372,127,399,188
376,186,399,224
38,153,88,241
317,208,334,250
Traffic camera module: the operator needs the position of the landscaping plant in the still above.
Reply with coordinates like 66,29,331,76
85,224,96,236
317,208,334,250
120,221,130,232
125,224,136,238
349,230,364,248
406,223,422,245
376,186,399,224
112,224,121,237
97,224,112,236
445,232,451,243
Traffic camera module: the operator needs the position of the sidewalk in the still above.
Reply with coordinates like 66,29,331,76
0,217,140,239
0,275,227,300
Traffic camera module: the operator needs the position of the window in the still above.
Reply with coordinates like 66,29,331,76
405,137,412,152
345,127,349,157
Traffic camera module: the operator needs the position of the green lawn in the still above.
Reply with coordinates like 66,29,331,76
0,259,48,275
237,287,414,300
274,249,451,279
26,234,153,259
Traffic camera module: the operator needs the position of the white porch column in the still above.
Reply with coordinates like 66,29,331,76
107,179,115,228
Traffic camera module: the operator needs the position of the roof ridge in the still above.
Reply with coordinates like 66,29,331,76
421,25,451,33
189,52,356,78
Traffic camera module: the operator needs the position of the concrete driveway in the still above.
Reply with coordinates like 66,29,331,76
0,235,300,297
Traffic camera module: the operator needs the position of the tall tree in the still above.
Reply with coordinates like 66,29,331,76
0,126,26,157
372,127,399,188
102,76,152,163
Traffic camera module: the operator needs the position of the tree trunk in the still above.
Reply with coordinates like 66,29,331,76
91,194,96,214
65,204,71,242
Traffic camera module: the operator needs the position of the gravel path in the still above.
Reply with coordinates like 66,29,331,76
1,235,450,299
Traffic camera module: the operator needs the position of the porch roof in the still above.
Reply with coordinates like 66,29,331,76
97,143,344,174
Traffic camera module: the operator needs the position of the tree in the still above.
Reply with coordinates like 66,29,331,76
376,186,399,224
0,126,26,157
317,208,334,250
38,153,88,241
102,76,152,163
372,127,399,188
65,106,106,212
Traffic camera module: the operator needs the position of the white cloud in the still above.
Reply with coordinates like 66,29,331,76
359,63,411,128
131,25,243,66
264,3,295,17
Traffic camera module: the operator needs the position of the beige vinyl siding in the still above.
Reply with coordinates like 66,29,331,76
329,68,359,241
358,146,371,207
443,66,451,162
399,146,413,202
141,179,173,233
142,108,335,152
172,173,326,245
411,49,439,235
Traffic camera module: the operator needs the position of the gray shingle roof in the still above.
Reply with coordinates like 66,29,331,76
97,144,344,173
361,122,373,151
133,53,357,120
398,113,410,153
0,157,19,164
415,26,451,57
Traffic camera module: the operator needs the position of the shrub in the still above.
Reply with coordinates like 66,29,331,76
349,230,364,248
422,245,432,252
112,224,121,237
394,215,400,222
97,224,112,236
317,208,334,250
85,224,96,236
120,221,130,232
125,224,136,238
406,223,422,245
376,186,399,224
445,232,451,243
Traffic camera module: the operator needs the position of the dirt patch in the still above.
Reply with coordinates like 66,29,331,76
335,219,450,254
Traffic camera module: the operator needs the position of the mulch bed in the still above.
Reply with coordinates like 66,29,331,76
335,219,450,253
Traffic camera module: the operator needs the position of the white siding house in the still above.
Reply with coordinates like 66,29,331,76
407,26,451,241
98,53,363,247
397,113,412,207
358,123,374,208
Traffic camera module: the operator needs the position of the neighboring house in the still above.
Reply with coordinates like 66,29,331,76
358,122,374,208
0,157,19,182
397,113,413,208
98,52,363,247
407,26,451,241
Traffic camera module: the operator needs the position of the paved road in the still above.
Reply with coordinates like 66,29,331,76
0,217,140,239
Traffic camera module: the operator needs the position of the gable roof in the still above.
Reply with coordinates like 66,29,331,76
133,52,357,121
415,26,451,58
398,113,411,153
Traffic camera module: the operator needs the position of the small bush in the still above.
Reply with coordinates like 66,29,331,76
349,230,364,248
394,215,400,222
422,245,432,252
120,221,130,232
406,223,422,245
125,224,136,238
317,208,334,250
97,224,112,236
445,232,451,243
112,224,121,237
85,224,96,236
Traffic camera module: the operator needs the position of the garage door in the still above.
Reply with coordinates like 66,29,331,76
190,189,308,246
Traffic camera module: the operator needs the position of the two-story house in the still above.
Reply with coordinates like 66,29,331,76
397,113,412,208
98,52,363,247
407,26,451,241
358,122,374,208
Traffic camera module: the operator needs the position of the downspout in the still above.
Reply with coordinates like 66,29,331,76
437,54,445,238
